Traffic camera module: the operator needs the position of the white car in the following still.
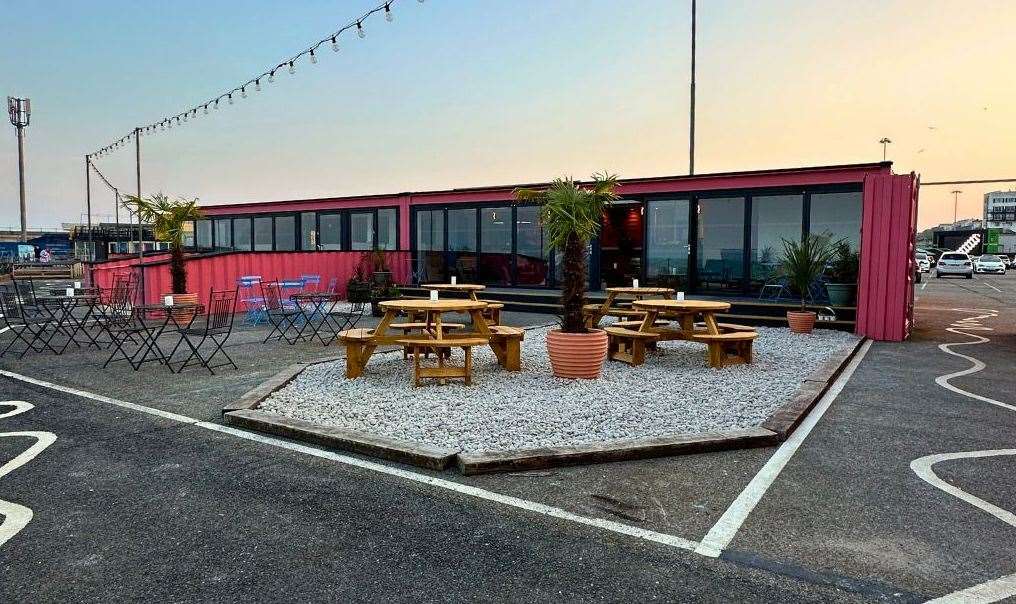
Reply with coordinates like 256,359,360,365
975,254,1006,274
936,252,973,279
915,252,931,273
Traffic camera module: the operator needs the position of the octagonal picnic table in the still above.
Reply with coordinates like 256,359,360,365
630,298,731,339
583,286,675,327
420,283,486,300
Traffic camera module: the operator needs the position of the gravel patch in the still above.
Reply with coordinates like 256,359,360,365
260,325,858,453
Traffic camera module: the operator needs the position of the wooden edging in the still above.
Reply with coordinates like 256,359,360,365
220,329,866,475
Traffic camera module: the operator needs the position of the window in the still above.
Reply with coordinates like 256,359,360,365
516,205,548,286
195,220,212,248
214,219,232,250
447,208,476,251
809,191,862,250
233,218,252,251
350,212,374,250
254,216,273,251
377,208,397,250
275,215,296,251
697,197,745,291
301,212,316,250
646,199,690,288
750,194,803,290
480,206,512,285
416,209,444,251
182,221,195,247
319,213,342,250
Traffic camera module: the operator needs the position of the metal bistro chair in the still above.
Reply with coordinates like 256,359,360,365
94,274,138,346
237,275,266,326
300,274,321,292
0,287,59,357
168,288,238,374
324,277,339,293
261,281,303,344
325,287,368,332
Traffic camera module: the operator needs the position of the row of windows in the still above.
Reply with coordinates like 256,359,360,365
185,207,399,252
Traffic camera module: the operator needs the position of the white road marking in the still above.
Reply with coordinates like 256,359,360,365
983,282,1003,293
921,281,928,291
0,370,700,553
911,450,1016,529
0,400,57,549
925,571,1016,604
694,339,872,557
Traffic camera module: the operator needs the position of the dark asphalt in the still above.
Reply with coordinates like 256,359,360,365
1,275,1014,601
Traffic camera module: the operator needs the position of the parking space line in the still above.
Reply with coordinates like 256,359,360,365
694,339,873,557
0,369,701,553
925,571,1016,604
983,282,1002,293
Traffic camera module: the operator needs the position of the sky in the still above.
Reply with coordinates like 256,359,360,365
1,0,1013,231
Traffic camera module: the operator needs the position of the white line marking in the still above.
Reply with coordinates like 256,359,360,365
0,500,32,549
0,400,56,549
0,370,700,552
694,339,872,557
926,571,1016,604
911,450,1016,529
921,281,928,291
982,282,1002,293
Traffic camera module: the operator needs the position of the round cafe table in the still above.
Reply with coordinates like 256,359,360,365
631,299,731,338
584,286,675,327
376,299,489,341
420,283,486,301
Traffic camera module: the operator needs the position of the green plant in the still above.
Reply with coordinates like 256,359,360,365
829,240,859,284
779,233,836,311
515,172,619,333
122,193,204,294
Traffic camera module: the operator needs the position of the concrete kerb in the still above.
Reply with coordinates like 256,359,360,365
222,327,866,474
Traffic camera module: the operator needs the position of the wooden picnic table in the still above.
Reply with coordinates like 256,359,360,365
583,286,675,327
630,299,731,339
420,283,486,301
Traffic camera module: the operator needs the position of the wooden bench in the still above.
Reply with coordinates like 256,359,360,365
695,321,758,334
478,301,504,326
397,336,489,386
604,326,660,366
488,325,524,371
613,319,670,329
337,328,375,378
692,332,758,368
390,322,465,358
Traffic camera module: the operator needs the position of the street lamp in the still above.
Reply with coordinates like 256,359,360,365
951,189,962,223
878,137,892,162
7,97,31,242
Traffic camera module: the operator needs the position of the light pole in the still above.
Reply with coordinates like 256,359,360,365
879,137,892,162
688,0,696,175
7,97,31,242
85,154,93,260
951,189,962,223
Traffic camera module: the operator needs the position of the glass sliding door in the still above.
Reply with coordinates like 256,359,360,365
646,198,690,289
696,196,746,292
350,211,374,250
479,206,512,285
810,191,863,250
447,208,477,282
515,205,548,286
318,213,342,250
750,194,803,292
233,218,252,251
415,208,445,283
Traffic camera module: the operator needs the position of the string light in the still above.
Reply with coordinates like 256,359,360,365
88,0,413,158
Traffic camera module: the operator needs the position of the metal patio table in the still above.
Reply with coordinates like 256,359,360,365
289,292,345,346
103,303,202,371
34,293,102,354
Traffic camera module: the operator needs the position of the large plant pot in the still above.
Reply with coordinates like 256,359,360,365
546,328,608,379
786,310,817,334
163,292,199,324
825,283,856,306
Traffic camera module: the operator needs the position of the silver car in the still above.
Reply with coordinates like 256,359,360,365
936,252,973,279
975,254,1006,274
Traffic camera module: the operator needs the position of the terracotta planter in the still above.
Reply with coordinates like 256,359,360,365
546,328,608,379
163,292,199,324
786,310,817,334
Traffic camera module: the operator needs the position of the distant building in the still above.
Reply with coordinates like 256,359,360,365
984,190,1016,229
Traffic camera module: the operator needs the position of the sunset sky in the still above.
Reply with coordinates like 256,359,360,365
1,0,1013,231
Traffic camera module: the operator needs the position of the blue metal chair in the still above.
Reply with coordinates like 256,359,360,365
300,274,321,292
237,275,266,326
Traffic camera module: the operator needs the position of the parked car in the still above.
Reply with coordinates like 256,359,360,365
917,248,937,267
1002,255,1013,268
936,252,973,279
974,254,1006,275
915,251,931,273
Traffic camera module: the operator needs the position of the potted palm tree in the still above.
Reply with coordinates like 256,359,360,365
825,240,859,306
122,193,204,321
515,173,618,378
779,233,835,334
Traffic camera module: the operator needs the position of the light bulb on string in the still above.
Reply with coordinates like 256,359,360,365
385,3,393,21
268,71,275,83
331,36,339,52
288,61,296,75
241,87,247,99
228,93,234,105
357,21,365,38
255,79,261,92
309,50,317,64
203,105,209,115
214,99,220,110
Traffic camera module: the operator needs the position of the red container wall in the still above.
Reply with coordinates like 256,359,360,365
856,173,919,341
92,250,411,308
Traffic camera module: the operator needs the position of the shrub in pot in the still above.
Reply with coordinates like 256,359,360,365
779,234,836,334
825,240,859,306
515,173,619,378
122,193,204,322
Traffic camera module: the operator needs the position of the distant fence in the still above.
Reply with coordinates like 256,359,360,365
90,250,412,307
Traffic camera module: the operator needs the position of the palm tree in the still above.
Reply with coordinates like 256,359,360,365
122,193,204,294
515,173,619,333
779,233,836,311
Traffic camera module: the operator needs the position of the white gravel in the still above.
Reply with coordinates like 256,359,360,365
260,324,858,453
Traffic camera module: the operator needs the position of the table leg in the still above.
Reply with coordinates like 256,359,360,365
703,312,720,335
638,308,658,332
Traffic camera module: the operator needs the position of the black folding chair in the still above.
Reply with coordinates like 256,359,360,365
326,298,367,332
0,287,60,357
94,274,138,346
167,288,238,374
261,281,302,344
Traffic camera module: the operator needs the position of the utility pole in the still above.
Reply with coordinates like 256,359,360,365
135,127,144,302
951,189,962,223
879,137,892,161
7,97,31,242
689,0,696,175
85,155,93,260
